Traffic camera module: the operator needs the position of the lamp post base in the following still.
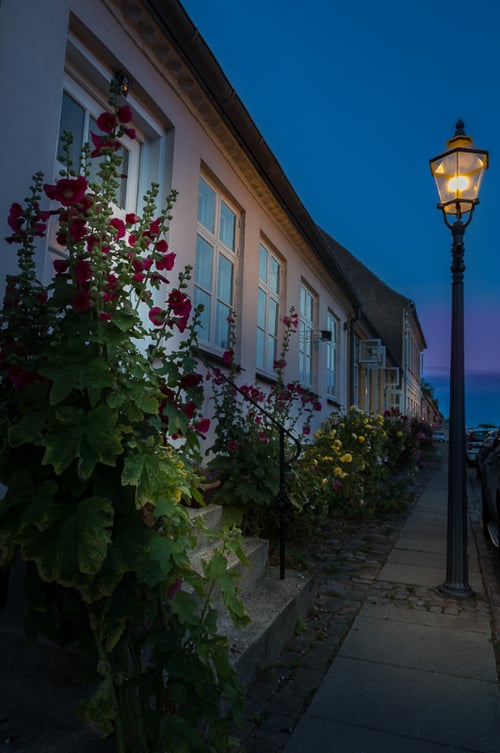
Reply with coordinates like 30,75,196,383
439,582,475,599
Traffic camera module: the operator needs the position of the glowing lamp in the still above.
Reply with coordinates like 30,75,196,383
429,121,488,217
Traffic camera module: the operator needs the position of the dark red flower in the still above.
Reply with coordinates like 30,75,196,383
126,212,139,225
156,252,175,271
222,349,234,368
69,218,87,242
110,217,125,239
180,373,203,388
149,306,164,326
195,418,210,437
96,111,116,133
53,259,69,275
73,289,91,312
155,240,169,253
74,259,92,286
183,401,197,419
117,104,133,124
7,203,24,232
44,176,88,206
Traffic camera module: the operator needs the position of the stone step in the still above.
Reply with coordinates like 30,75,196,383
189,535,269,597
221,566,316,687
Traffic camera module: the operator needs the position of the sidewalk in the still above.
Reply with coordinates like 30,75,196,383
281,457,500,753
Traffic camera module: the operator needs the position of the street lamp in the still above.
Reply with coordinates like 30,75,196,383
429,121,488,597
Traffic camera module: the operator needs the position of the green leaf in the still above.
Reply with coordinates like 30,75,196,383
42,404,123,479
78,676,116,738
21,495,113,584
8,409,51,447
40,355,114,406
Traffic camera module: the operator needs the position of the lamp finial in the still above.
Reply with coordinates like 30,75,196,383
455,120,465,136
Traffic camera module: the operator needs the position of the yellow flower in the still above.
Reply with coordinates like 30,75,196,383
352,432,357,440
321,477,328,486
397,430,403,437
358,435,365,443
334,439,343,449
311,458,318,466
322,455,334,462
334,466,343,477
340,453,353,463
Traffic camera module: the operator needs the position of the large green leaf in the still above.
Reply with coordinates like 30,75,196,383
40,355,114,406
20,495,113,584
8,408,51,447
42,404,123,479
78,676,116,738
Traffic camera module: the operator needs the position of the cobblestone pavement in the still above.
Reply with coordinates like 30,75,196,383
236,459,500,753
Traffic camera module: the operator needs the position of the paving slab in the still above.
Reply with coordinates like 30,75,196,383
339,610,497,680
294,656,500,753
361,602,491,634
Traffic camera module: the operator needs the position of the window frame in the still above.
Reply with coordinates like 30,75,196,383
256,241,282,374
325,310,339,398
299,282,316,388
194,174,240,352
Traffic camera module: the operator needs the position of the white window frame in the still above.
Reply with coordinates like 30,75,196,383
326,311,339,397
257,241,281,373
194,175,240,351
57,72,142,215
299,283,316,388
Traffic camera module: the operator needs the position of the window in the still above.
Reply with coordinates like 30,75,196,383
257,242,281,371
56,77,141,214
326,311,339,396
299,283,315,387
194,176,239,350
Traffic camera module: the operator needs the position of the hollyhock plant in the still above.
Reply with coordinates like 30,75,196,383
0,84,247,753
207,307,319,538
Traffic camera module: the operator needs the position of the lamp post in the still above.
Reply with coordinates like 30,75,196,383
429,121,488,597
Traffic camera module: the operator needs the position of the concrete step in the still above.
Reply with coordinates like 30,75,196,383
221,566,316,687
189,535,269,596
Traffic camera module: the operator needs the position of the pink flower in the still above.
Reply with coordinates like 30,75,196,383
227,440,238,453
258,431,270,444
96,111,116,133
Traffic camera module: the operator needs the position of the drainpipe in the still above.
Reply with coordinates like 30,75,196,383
348,305,361,408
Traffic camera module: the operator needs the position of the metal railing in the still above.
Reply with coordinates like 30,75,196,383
194,350,301,579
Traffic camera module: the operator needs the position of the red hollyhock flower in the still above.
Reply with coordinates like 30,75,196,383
53,259,69,275
7,203,24,232
7,365,38,389
183,401,197,419
74,259,92,285
180,373,203,388
147,218,162,238
156,252,175,271
124,127,136,139
90,133,121,158
222,349,234,367
195,418,210,437
168,289,191,318
149,306,164,326
155,240,169,253
110,217,126,239
96,111,116,133
69,218,87,242
126,213,140,225
227,440,238,453
117,104,133,124
73,289,92,312
44,176,88,206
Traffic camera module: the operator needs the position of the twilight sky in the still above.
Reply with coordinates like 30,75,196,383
180,0,500,425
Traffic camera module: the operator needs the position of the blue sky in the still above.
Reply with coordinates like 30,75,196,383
180,0,500,425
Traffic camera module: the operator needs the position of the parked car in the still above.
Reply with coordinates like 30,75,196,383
476,427,500,479
433,430,448,443
465,428,492,466
480,438,500,557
